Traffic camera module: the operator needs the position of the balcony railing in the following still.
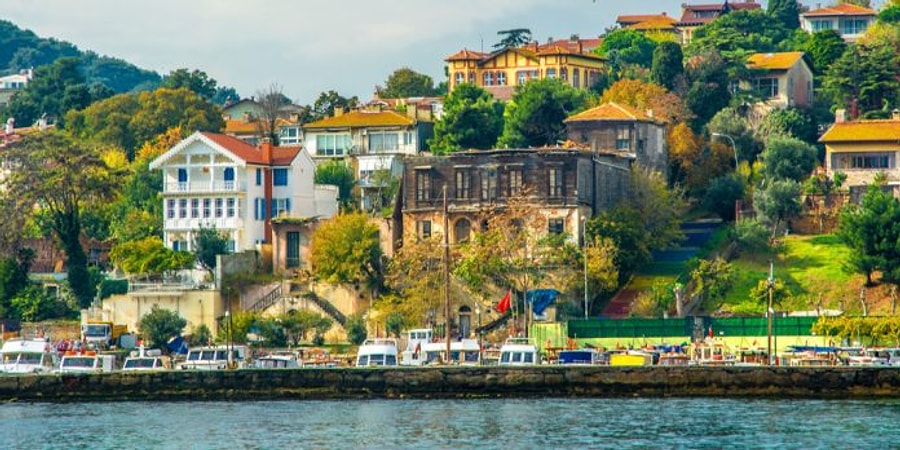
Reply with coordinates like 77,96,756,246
164,217,244,230
164,181,243,193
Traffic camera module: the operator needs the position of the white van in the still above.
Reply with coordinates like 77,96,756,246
179,345,248,370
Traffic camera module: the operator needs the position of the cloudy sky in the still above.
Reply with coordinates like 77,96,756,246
5,0,845,105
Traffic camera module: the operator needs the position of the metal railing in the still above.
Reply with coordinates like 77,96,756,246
247,284,283,313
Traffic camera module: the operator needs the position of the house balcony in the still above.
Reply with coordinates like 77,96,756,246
164,217,244,231
163,181,245,194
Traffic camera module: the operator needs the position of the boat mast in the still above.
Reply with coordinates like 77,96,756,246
443,185,452,363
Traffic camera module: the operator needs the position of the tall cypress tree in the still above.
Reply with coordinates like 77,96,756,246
767,0,802,30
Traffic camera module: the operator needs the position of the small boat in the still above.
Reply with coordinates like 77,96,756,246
400,329,481,366
58,351,117,373
498,337,539,366
839,347,887,366
178,345,248,370
691,340,736,366
782,346,840,367
0,338,58,374
657,353,691,367
253,354,301,369
557,348,606,365
355,338,399,367
122,347,171,371
609,350,654,366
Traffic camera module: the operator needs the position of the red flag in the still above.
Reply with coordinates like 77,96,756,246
497,290,511,314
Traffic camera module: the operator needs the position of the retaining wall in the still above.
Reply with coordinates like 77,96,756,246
2,366,900,402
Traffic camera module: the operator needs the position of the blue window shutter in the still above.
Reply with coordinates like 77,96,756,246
254,198,259,220
271,200,277,219
286,198,291,213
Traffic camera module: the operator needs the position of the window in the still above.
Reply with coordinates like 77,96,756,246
415,170,432,202
483,72,494,86
811,19,832,32
177,168,188,190
316,134,352,156
286,231,301,268
167,199,176,219
254,198,264,221
417,220,432,240
279,127,300,145
468,71,475,83
497,72,507,85
215,198,223,218
455,169,472,200
481,168,498,201
616,126,631,150
455,72,464,85
203,199,211,218
573,68,580,88
368,132,399,152
273,168,288,186
548,167,563,197
404,132,414,146
841,19,867,35
507,168,523,197
560,68,568,81
191,199,199,218
272,198,291,218
179,199,188,219
833,152,894,170
517,70,529,85
226,198,235,218
548,218,565,235
754,78,779,98
546,68,557,79
256,168,262,186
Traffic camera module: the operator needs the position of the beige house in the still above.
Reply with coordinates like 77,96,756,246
800,3,877,42
821,110,900,201
743,52,813,111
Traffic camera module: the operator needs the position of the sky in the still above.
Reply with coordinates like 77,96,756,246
3,0,867,106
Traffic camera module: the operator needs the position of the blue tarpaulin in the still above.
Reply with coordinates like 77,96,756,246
526,289,560,315
167,336,189,355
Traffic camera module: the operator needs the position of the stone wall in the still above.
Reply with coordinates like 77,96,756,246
3,366,900,402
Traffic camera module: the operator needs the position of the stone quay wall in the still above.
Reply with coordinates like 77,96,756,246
3,366,900,402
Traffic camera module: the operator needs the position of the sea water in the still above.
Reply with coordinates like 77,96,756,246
2,397,897,449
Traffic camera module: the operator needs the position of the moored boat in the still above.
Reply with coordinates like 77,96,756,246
58,351,117,373
355,338,399,367
0,338,58,374
557,348,607,365
178,345,248,370
498,337,539,366
122,347,171,371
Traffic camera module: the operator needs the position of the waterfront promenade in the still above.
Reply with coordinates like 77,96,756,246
3,365,900,402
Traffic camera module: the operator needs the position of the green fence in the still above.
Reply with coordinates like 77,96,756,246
568,316,819,339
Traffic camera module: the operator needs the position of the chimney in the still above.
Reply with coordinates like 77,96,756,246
260,138,273,164
333,107,345,118
834,109,846,123
893,109,900,121
646,109,654,119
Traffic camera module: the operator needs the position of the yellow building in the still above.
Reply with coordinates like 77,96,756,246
821,110,900,199
445,38,605,100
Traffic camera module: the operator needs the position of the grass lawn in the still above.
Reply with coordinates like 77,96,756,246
723,234,870,314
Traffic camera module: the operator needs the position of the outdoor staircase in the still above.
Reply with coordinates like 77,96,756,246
289,283,347,326
246,284,283,313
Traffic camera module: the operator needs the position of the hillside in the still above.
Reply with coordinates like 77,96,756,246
0,19,160,93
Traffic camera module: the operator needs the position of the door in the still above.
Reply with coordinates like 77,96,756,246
286,231,301,268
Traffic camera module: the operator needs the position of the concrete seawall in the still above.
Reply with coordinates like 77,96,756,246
3,366,900,402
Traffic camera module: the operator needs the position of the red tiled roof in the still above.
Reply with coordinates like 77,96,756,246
802,3,876,17
538,38,603,54
445,49,488,61
271,146,300,166
200,132,267,164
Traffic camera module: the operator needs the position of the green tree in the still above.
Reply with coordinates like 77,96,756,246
880,5,900,23
690,257,735,311
822,37,900,117
253,83,292,145
498,78,589,148
805,30,848,75
314,160,356,208
837,185,900,285
376,67,437,98
0,248,33,315
760,135,817,183
494,28,532,49
345,313,368,345
688,10,789,63
386,237,446,326
703,174,745,221
309,213,382,288
684,49,732,130
212,86,241,106
10,285,71,322
193,226,230,276
109,237,194,276
753,179,802,235
757,107,818,145
734,218,772,253
66,87,224,160
1,131,118,307
428,83,504,154
706,106,759,163
767,0,802,30
598,29,658,68
3,57,106,127
161,68,218,99
138,305,187,351
650,41,684,91
310,90,359,121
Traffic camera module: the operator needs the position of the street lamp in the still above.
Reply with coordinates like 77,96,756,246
476,306,482,365
582,216,589,320
224,309,234,369
766,261,775,366
711,132,739,169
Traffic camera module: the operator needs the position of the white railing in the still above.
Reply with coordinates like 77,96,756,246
164,181,243,193
164,217,243,230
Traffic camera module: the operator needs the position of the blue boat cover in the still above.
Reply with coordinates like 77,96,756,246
527,289,560,315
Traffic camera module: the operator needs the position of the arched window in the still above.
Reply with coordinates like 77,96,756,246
573,68,580,88
546,68,557,79
454,218,472,243
560,68,568,81
468,71,476,83
455,72,464,86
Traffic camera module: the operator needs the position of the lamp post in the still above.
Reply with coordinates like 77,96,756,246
766,261,775,366
582,216,589,320
225,309,234,369
476,306,482,365
711,132,739,169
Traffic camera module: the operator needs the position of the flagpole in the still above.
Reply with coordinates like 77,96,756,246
443,185,451,363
